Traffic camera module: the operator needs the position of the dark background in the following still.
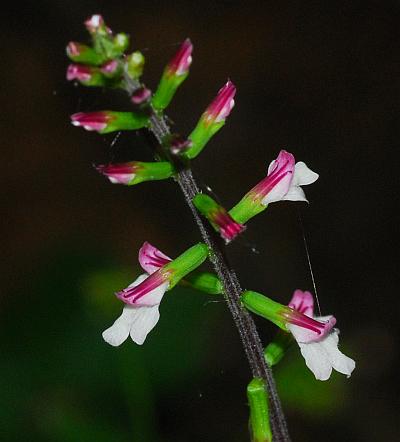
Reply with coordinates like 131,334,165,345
2,1,399,441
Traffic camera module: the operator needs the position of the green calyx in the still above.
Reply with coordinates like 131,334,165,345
229,194,266,225
129,161,175,185
163,243,209,288
247,378,272,442
152,71,189,111
183,118,225,160
112,33,130,55
193,194,221,229
264,331,293,367
182,271,223,295
241,290,290,331
100,111,149,134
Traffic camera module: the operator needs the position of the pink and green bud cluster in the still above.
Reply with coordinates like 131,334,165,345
241,290,336,342
66,15,133,89
84,15,129,59
96,161,174,185
184,81,236,159
116,243,209,305
193,194,245,243
71,111,149,134
247,378,272,442
229,150,319,224
139,242,222,295
152,39,193,111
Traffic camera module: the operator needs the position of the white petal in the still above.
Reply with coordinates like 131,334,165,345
261,173,294,205
267,158,277,175
129,305,160,345
281,185,308,202
102,306,138,347
288,315,336,344
287,323,320,343
298,341,333,381
135,280,169,307
293,162,319,186
320,330,356,377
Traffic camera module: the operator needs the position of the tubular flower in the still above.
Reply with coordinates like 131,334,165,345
102,243,208,346
242,289,354,380
241,290,336,338
229,150,319,224
287,289,355,381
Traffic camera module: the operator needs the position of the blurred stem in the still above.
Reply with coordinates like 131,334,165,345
124,74,290,441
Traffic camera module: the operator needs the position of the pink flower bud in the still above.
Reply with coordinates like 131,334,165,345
71,111,112,132
95,162,139,185
66,42,82,57
167,38,193,76
100,60,119,75
84,14,110,34
203,80,236,124
170,137,191,155
131,87,152,104
66,64,93,82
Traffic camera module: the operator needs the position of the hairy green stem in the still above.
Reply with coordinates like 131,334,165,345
123,73,290,440
147,112,290,441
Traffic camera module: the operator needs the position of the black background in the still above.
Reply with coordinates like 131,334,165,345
2,1,399,441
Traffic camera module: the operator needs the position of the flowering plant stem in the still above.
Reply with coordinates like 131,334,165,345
145,107,290,441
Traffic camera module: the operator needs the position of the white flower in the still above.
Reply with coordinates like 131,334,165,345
102,274,169,346
287,290,355,381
